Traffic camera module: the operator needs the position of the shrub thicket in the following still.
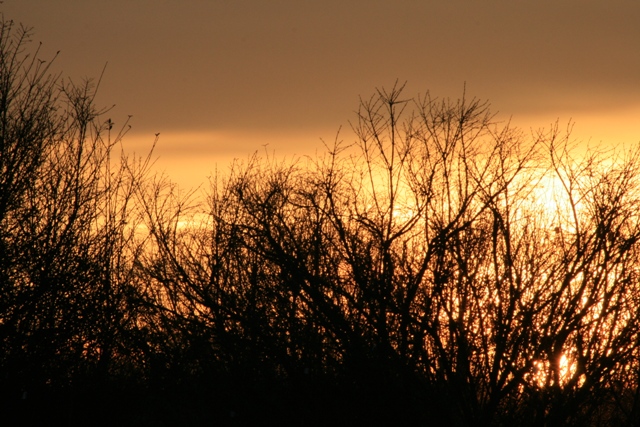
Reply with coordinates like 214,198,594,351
2,16,640,427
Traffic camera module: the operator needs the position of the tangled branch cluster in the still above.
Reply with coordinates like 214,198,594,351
2,19,640,426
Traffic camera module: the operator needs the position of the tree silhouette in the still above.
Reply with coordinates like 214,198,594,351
0,17,155,424
2,15,640,426
136,82,640,425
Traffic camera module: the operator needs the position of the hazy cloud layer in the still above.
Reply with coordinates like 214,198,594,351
4,0,639,187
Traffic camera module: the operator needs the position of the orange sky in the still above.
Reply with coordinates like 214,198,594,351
4,0,639,189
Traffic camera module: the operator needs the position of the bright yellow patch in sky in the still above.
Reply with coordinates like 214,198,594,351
120,104,640,192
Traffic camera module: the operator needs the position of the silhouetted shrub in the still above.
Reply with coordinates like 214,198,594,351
2,14,640,426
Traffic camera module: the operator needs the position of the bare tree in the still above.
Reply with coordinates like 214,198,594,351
0,17,155,424
136,83,640,425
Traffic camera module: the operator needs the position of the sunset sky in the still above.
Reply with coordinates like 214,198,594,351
4,1,640,188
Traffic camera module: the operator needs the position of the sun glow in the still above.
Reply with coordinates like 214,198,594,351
530,352,587,390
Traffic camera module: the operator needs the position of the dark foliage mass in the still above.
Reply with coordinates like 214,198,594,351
2,16,640,426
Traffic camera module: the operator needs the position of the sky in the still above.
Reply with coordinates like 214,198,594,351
3,0,640,189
